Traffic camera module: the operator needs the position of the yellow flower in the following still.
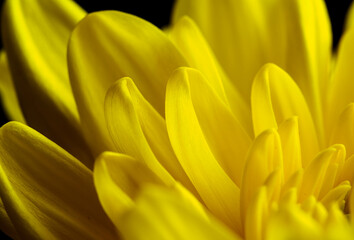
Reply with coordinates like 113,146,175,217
0,0,354,239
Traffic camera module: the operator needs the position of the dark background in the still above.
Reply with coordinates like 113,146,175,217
0,0,351,239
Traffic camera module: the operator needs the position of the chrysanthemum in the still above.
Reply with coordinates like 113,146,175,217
0,0,354,239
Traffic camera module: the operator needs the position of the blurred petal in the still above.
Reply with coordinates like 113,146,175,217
0,198,18,239
1,0,92,166
241,129,283,222
169,17,251,134
166,67,242,233
0,52,25,123
252,63,319,166
0,122,116,239
345,1,354,30
104,77,197,190
68,11,187,155
119,184,241,240
94,152,165,229
321,181,351,209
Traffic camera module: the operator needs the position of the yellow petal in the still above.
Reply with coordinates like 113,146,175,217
252,63,319,166
327,29,354,137
93,151,165,229
0,51,25,123
104,77,179,186
166,67,241,233
345,1,354,30
0,198,18,239
278,117,302,181
280,170,303,201
1,0,92,166
120,184,241,240
68,10,187,155
330,103,354,158
245,187,268,240
169,16,251,134
299,148,335,201
337,154,354,184
321,181,351,209
0,122,116,239
241,129,283,223
325,204,354,240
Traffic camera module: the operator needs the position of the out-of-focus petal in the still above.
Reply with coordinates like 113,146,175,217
345,1,354,30
0,52,25,123
241,129,283,223
252,63,319,166
68,11,187,155
119,184,241,240
166,67,242,233
104,77,197,192
0,198,18,239
0,122,116,240
94,152,165,230
1,0,92,167
321,181,351,209
169,17,251,134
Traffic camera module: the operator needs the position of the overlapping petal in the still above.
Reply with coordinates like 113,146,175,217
68,10,188,155
1,0,92,167
0,122,116,239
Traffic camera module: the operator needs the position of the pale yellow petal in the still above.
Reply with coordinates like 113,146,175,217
241,129,283,223
120,184,241,240
94,152,165,230
0,51,25,123
169,16,251,134
68,11,187,155
1,0,92,166
0,122,116,239
252,63,319,166
166,67,241,233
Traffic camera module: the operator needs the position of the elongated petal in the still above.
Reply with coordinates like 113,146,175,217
119,184,241,240
327,29,354,136
1,0,92,166
241,129,283,222
169,17,251,133
0,122,116,240
345,1,354,30
68,10,187,155
252,63,319,166
166,67,241,233
321,181,351,209
0,198,18,239
0,52,25,123
94,152,165,229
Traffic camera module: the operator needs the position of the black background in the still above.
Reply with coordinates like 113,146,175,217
0,0,352,239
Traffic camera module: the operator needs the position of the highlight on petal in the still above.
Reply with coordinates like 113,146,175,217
104,77,197,191
119,184,241,240
1,0,92,166
251,63,319,166
166,67,242,233
68,10,188,155
0,52,25,123
0,122,116,239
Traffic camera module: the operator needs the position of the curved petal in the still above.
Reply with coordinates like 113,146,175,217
68,10,187,155
0,122,116,240
169,17,251,133
0,198,18,239
1,0,92,166
0,52,25,123
251,63,319,167
104,77,196,191
119,184,241,240
166,67,242,233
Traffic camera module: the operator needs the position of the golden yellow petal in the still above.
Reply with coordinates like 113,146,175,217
0,197,18,239
252,63,319,166
119,184,241,240
1,0,92,166
68,10,187,155
166,67,242,233
0,122,116,239
0,51,25,123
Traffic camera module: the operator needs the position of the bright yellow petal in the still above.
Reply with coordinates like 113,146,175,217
252,63,319,166
345,1,354,30
321,181,351,209
0,51,25,123
166,67,242,233
119,184,241,240
325,203,354,240
68,10,187,155
241,129,283,223
1,0,92,166
0,122,116,239
93,151,165,230
337,154,354,184
169,16,251,134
